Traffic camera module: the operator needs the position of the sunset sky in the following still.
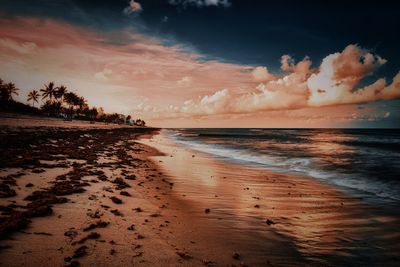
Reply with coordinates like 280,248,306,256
0,0,399,128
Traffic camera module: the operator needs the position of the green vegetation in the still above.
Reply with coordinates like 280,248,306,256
0,78,145,126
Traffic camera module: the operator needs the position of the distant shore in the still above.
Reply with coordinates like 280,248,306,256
0,112,141,129
1,116,399,266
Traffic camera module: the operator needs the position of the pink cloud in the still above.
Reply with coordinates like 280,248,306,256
307,44,395,106
280,55,294,71
171,45,399,119
0,16,252,117
0,16,399,127
251,66,276,82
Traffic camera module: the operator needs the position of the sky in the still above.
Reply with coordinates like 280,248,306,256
0,0,399,128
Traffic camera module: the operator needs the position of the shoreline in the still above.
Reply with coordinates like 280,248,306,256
1,122,289,266
1,122,399,266
140,130,400,266
0,112,143,130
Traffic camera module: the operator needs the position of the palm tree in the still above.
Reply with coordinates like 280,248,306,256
27,90,40,107
0,79,8,102
63,92,80,109
4,83,19,101
77,96,88,113
55,85,67,102
40,82,57,103
89,107,98,120
63,91,81,118
4,82,19,101
0,79,19,102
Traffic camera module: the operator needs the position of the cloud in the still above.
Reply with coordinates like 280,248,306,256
174,44,400,117
280,55,294,71
94,68,113,81
378,71,400,100
123,0,142,15
0,16,399,127
177,76,193,86
0,16,250,118
169,0,231,8
0,38,38,54
308,44,390,106
251,66,276,82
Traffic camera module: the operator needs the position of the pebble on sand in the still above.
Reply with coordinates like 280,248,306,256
120,191,131,197
110,196,122,204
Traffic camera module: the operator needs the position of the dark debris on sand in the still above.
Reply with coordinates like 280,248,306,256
0,127,158,240
110,196,123,204
73,245,88,258
83,221,109,232
120,191,131,197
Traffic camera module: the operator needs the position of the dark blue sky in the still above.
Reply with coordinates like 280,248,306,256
1,0,399,78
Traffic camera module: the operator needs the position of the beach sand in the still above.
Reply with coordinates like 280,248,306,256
1,116,399,266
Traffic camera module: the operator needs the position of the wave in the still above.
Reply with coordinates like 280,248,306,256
166,130,400,202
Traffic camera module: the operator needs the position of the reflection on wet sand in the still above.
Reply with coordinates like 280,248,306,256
141,131,400,266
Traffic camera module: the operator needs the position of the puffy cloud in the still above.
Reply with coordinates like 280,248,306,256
169,0,231,8
379,71,400,100
307,44,392,106
198,88,231,114
251,66,275,82
293,56,312,75
280,55,294,71
123,0,142,15
333,45,386,86
280,55,312,74
174,45,399,118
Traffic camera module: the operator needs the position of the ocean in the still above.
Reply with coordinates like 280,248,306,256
165,128,400,206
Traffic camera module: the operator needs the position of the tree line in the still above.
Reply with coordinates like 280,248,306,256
0,78,145,126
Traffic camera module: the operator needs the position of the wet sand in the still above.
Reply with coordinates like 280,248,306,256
139,131,400,266
1,118,399,266
1,118,287,267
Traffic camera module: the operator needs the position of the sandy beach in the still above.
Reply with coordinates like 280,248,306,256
1,116,399,266
1,1,399,266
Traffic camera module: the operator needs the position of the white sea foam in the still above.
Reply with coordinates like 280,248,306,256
166,130,400,202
